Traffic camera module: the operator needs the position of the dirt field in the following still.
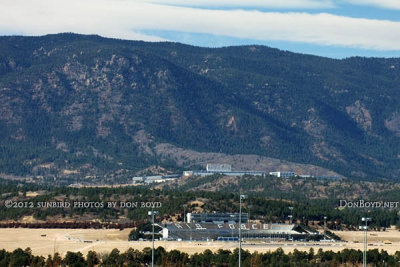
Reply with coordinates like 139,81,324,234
333,229,400,243
0,228,399,257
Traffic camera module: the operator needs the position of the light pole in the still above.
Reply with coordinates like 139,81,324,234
288,207,293,224
148,208,159,267
288,207,294,241
323,216,327,239
239,194,247,267
359,217,371,267
183,204,187,223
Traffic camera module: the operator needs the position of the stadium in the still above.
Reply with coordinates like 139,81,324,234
161,213,323,241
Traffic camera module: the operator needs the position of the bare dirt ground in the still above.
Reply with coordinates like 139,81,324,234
333,229,400,243
154,143,343,178
0,228,399,257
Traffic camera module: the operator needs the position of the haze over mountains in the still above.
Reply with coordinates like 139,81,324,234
1,33,400,180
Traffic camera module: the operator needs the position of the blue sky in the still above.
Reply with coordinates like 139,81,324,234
1,0,400,58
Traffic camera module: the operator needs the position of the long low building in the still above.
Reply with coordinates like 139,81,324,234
269,171,296,178
162,222,320,241
132,174,180,184
187,212,248,223
186,170,267,177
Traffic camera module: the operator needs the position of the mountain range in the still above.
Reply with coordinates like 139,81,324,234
1,33,400,180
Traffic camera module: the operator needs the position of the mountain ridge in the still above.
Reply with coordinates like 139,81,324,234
1,33,400,181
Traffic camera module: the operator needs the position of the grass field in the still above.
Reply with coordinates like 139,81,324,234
0,228,399,257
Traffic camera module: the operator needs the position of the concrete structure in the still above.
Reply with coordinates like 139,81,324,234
187,170,266,177
206,164,232,172
187,212,248,224
162,212,324,241
162,222,318,241
298,174,312,178
145,176,164,184
183,171,193,177
132,177,144,184
184,163,266,177
182,164,339,180
132,174,179,184
269,171,296,178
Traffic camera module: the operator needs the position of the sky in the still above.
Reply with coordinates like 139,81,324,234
0,0,400,58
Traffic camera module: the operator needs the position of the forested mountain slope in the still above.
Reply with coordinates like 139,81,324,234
1,33,400,180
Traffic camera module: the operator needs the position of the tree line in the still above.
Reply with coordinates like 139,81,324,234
1,180,400,229
1,247,399,267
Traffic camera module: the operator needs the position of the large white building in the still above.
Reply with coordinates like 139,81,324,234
184,164,265,177
269,171,296,178
206,164,232,172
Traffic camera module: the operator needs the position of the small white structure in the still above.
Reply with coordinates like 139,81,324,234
186,213,192,223
132,177,144,184
162,228,169,239
183,171,193,177
206,164,232,172
145,176,164,184
269,171,296,178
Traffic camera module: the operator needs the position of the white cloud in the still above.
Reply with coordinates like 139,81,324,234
0,0,166,41
0,0,400,51
145,0,335,9
345,0,400,10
